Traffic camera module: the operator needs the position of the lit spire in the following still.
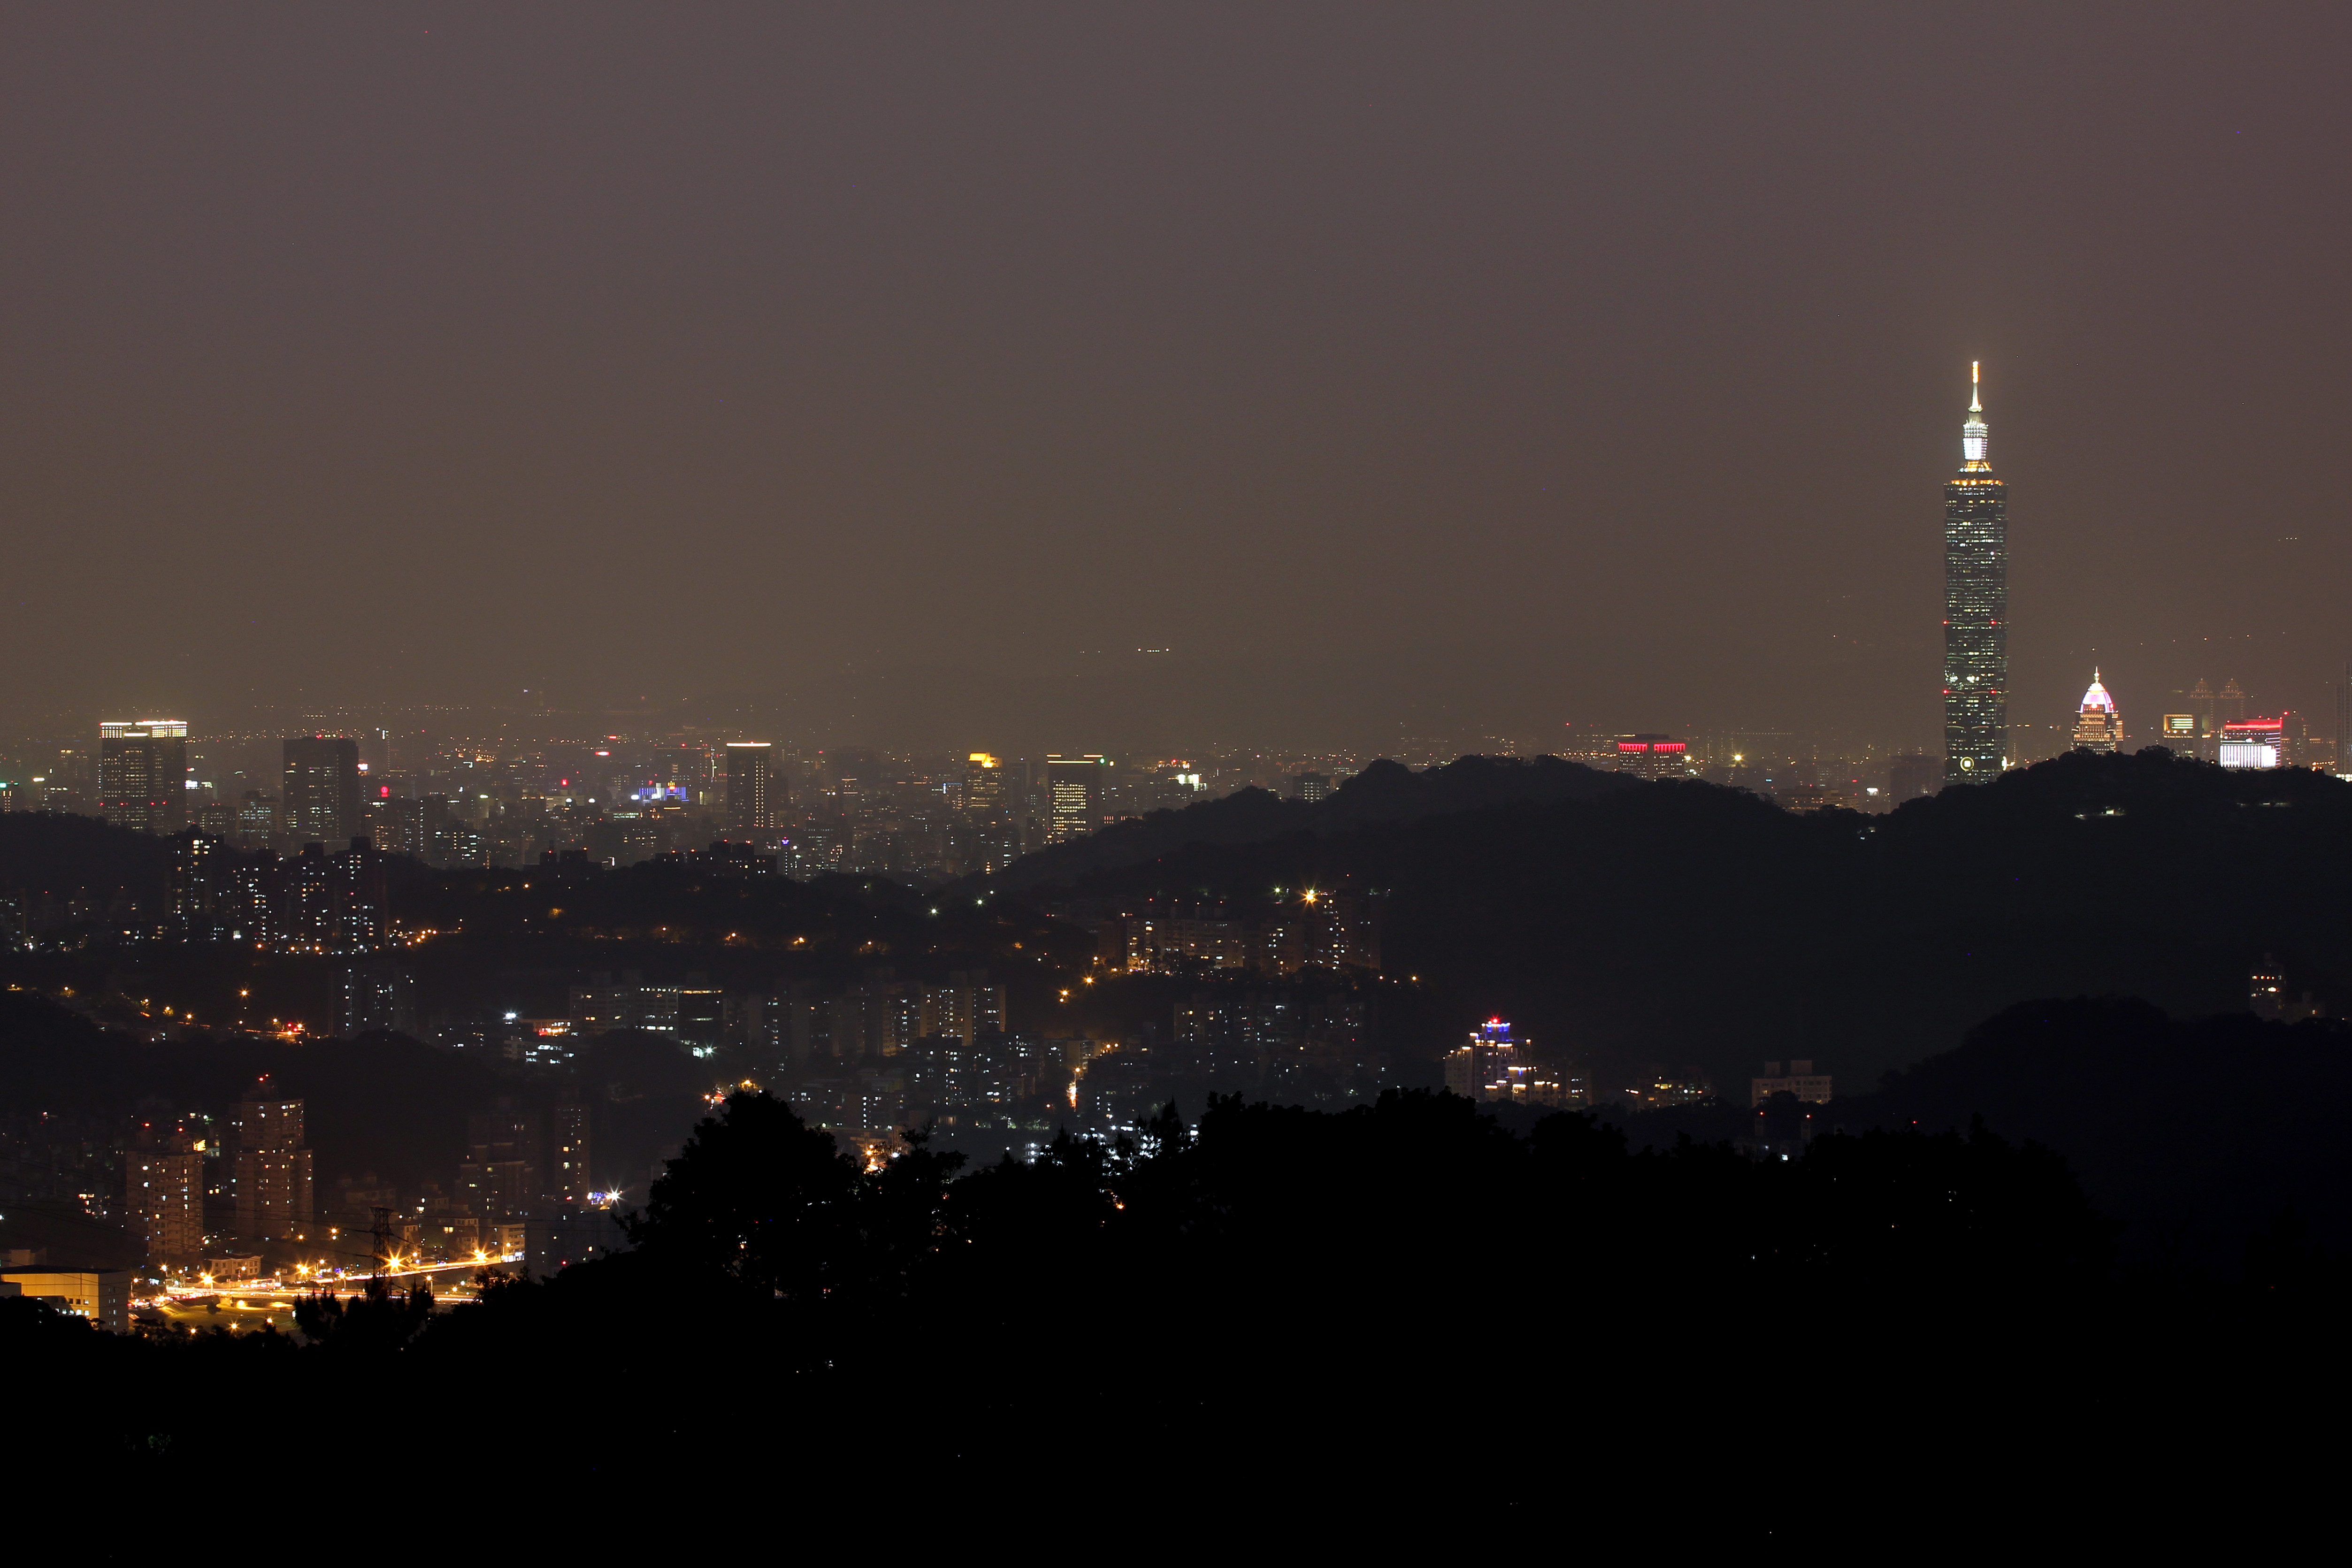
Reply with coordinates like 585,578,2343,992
1961,362,1989,469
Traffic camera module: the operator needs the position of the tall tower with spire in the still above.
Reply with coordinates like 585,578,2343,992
1943,362,2008,782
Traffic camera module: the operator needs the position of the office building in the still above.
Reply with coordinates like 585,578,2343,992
1045,754,1108,843
1290,772,1332,803
232,1096,315,1241
1614,735,1689,781
125,1145,203,1264
1750,1059,1834,1105
2220,716,2287,770
965,752,1010,815
725,742,778,832
2072,670,2123,753
365,793,424,857
2159,713,2197,752
283,735,361,846
97,720,188,834
1943,363,2008,782
233,790,278,848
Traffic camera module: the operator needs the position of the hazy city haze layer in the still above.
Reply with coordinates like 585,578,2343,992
2,5,2346,747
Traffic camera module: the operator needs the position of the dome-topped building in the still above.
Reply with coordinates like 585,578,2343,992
2072,669,2124,753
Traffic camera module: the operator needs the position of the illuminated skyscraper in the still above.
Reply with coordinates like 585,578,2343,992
964,752,1009,815
1943,364,2007,782
1045,754,1107,843
98,720,187,834
726,742,778,831
1444,1018,1522,1101
283,735,360,846
1612,734,1689,781
2072,670,2123,753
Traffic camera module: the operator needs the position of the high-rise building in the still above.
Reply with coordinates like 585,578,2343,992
2249,956,2285,1018
1613,735,1689,781
1045,754,1108,843
965,753,1010,815
1443,1018,1521,1101
460,1102,543,1221
171,829,226,928
725,742,778,831
97,720,188,834
1942,364,2008,783
233,790,278,848
283,736,360,847
1290,772,1332,803
2219,679,2247,729
341,959,417,1035
125,1143,203,1264
917,971,1007,1045
232,1096,314,1241
2072,670,2123,753
550,1101,593,1206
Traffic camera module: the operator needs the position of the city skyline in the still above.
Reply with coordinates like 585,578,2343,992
4,8,2349,1510
1,10,2347,750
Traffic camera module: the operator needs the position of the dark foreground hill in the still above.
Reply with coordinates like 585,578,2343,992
1603,994,2352,1271
1053,749,2352,1091
7,1087,2344,1535
1854,997,2352,1269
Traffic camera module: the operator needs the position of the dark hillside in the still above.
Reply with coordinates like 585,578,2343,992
1845,997,2352,1269
0,812,173,906
973,754,1633,893
0,991,513,1190
1050,750,2352,1091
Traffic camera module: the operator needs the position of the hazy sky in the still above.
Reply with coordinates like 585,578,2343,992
2,5,2346,751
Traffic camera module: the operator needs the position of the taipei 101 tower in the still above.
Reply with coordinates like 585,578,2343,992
1942,363,2007,782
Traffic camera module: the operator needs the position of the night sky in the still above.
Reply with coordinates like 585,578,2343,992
2,6,2345,751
